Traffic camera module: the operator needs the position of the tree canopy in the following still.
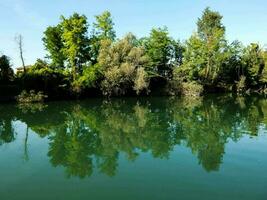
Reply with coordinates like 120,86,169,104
1,7,267,99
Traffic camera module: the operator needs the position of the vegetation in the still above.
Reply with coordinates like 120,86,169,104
98,33,149,96
1,8,267,100
0,55,14,83
16,90,47,103
180,82,204,97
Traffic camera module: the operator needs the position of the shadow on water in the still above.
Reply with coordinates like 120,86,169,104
0,94,266,178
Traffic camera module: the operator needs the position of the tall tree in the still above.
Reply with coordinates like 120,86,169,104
90,11,116,64
93,11,116,41
60,13,90,80
197,7,227,82
178,7,227,84
43,25,65,68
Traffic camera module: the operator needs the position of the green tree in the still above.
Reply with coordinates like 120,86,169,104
242,43,265,87
93,11,116,41
90,11,116,64
98,33,149,96
178,8,227,84
0,55,14,82
43,25,65,68
222,40,244,83
197,7,227,82
260,50,267,88
174,34,206,82
145,27,179,78
60,13,90,80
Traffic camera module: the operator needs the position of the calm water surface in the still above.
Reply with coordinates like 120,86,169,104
0,95,266,200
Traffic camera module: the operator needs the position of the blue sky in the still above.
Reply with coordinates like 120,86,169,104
0,0,267,68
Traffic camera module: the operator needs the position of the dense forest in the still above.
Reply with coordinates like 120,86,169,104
1,7,267,101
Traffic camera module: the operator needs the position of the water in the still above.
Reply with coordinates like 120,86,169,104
0,95,266,200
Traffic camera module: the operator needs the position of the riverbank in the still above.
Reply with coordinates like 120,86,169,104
1,82,266,103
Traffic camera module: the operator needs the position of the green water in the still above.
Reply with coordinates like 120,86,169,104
0,95,266,200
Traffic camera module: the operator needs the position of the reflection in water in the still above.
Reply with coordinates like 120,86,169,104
17,103,48,114
0,95,267,178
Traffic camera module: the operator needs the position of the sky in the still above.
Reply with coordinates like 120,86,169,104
0,0,267,68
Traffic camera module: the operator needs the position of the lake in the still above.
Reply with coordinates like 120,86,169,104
0,95,266,200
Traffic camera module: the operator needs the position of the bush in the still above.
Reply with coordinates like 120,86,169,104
181,82,204,97
16,90,47,103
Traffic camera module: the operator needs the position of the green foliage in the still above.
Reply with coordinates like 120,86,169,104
3,8,267,99
180,82,204,97
220,40,244,84
27,59,53,75
43,25,65,68
98,33,149,96
197,7,225,41
176,34,206,81
242,43,265,87
0,55,14,82
179,7,227,84
72,64,100,93
90,11,116,65
144,27,182,78
93,11,116,41
60,13,90,80
259,51,267,87
17,59,69,96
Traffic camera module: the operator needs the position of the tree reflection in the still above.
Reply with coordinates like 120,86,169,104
0,106,16,145
0,95,267,178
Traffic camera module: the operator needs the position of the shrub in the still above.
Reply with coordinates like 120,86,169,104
181,82,204,97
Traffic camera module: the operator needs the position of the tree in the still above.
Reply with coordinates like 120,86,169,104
90,11,116,64
98,33,149,96
15,34,26,73
145,27,178,78
260,50,267,88
221,40,244,84
93,11,116,41
60,13,90,80
242,43,265,87
197,7,227,83
43,25,65,68
0,55,14,82
197,7,225,41
174,33,206,82
178,8,227,84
